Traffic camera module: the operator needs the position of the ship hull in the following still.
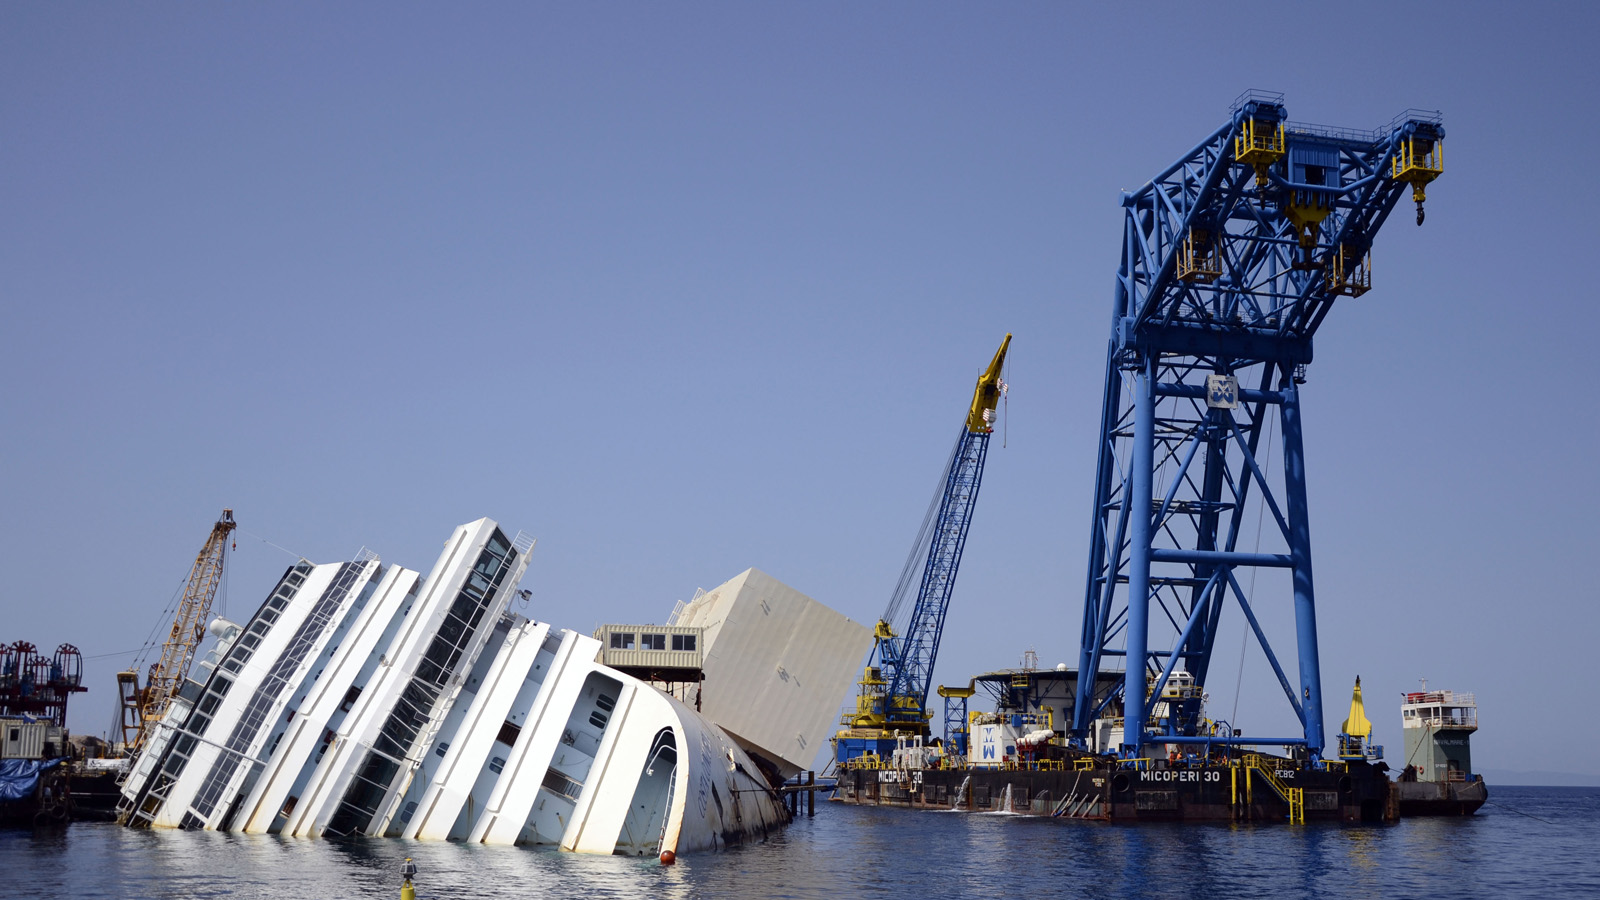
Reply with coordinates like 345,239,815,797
1393,779,1487,816
835,760,1396,824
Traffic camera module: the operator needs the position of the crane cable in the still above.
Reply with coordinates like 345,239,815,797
128,525,298,674
1230,410,1277,728
1002,350,1010,450
128,577,190,675
237,528,304,562
883,432,963,628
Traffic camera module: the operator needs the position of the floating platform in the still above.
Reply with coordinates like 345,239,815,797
835,756,1397,824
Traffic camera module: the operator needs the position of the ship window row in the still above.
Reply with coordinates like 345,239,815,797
410,551,509,687
137,730,200,815
188,694,270,818
541,767,583,801
371,680,440,761
145,680,226,796
253,563,362,700
216,580,298,675
607,632,694,652
197,692,222,718
324,751,403,836
324,539,514,836
187,564,365,821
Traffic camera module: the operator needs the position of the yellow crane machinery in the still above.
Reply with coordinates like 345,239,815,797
117,509,236,751
834,336,1009,766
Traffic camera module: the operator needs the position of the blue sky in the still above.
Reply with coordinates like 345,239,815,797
3,2,1595,776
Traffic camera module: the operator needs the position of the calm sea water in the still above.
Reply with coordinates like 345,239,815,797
3,786,1594,899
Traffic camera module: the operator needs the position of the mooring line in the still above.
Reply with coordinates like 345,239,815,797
1484,799,1556,825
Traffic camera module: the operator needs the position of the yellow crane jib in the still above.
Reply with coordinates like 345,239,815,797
119,508,237,751
834,336,1010,765
965,333,1011,434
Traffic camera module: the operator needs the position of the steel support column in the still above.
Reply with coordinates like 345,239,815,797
1071,95,1442,756
1123,356,1156,754
1278,376,1324,756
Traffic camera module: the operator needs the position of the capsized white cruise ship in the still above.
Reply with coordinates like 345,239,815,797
119,518,872,858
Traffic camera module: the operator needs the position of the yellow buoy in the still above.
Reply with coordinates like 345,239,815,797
400,857,417,900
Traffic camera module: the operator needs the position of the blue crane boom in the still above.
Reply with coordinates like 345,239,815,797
1071,92,1443,760
835,334,1010,765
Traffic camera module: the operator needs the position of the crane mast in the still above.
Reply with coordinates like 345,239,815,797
1071,92,1444,759
835,335,1009,765
117,509,236,751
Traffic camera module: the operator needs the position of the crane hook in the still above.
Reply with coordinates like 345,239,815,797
1416,201,1425,226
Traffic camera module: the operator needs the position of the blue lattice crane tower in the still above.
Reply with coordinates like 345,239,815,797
835,335,1010,765
1070,93,1444,759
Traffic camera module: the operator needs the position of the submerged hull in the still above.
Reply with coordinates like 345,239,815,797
118,520,814,857
835,760,1396,824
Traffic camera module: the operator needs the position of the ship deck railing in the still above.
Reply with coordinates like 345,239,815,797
840,756,1099,773
1407,713,1478,729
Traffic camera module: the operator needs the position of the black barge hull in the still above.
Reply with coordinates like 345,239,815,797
835,761,1396,824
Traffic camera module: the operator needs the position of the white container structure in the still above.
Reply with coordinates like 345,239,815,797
672,568,874,780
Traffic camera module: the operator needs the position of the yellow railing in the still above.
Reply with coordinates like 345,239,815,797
1177,228,1221,283
1238,754,1304,824
1392,137,1443,211
1235,119,1286,163
996,759,1068,772
1236,119,1286,187
1392,137,1443,182
1326,244,1371,297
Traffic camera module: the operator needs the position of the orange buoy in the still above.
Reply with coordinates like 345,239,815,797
659,850,677,865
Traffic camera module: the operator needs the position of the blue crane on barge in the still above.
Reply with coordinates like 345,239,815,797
835,334,1010,765
1070,92,1444,760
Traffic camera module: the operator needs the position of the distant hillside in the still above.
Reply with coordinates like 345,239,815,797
1478,768,1600,787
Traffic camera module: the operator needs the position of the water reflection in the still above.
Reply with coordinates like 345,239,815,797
0,788,1595,900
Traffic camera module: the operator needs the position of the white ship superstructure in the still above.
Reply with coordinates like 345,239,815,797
120,519,870,857
233,561,422,833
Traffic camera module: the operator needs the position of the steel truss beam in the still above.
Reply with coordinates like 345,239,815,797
1072,93,1443,759
881,428,990,728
